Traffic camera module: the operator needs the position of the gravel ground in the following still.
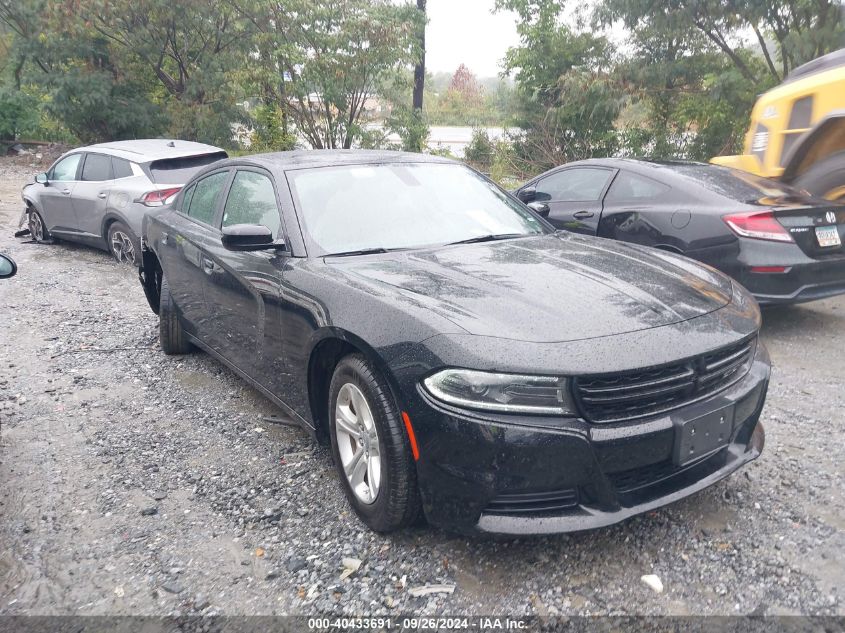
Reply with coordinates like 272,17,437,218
0,158,842,618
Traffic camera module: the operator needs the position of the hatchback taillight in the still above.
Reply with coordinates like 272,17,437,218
722,211,793,243
140,187,182,207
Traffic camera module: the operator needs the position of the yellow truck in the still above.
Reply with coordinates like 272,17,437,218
711,48,845,201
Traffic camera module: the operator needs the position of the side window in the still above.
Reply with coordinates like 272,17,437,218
605,171,670,201
535,168,613,202
222,171,282,237
50,154,82,181
186,171,228,225
180,184,196,214
112,157,134,179
81,153,113,182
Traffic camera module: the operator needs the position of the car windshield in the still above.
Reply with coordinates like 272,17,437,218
287,163,548,255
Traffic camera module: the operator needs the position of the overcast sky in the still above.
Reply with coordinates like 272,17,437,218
425,0,520,77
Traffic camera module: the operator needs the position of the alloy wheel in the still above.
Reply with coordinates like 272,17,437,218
110,230,136,265
29,212,44,241
334,382,381,505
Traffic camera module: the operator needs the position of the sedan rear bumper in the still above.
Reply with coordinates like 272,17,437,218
740,260,845,305
723,237,845,305
409,345,770,535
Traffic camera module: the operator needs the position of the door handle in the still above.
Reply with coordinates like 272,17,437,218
61,189,71,195
97,192,107,199
573,210,594,219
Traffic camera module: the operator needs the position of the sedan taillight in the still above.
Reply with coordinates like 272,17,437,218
140,187,182,207
722,211,793,243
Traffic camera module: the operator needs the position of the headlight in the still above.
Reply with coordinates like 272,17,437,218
423,369,575,415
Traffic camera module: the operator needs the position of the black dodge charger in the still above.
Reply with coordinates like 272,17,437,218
139,151,770,535
515,158,845,305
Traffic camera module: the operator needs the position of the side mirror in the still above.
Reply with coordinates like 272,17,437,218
221,224,283,252
0,253,17,279
35,173,48,185
527,201,550,218
517,187,536,203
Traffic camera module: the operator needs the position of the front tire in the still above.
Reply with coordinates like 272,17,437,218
328,354,421,532
107,221,141,266
793,150,845,201
159,275,192,355
28,208,51,243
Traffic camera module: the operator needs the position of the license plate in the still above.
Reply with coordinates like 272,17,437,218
815,225,841,247
673,406,734,466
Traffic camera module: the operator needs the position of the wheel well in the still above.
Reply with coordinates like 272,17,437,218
139,247,163,315
307,338,359,445
783,113,845,182
102,216,117,240
655,244,684,255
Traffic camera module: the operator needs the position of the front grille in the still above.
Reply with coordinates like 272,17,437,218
573,337,756,423
484,489,578,515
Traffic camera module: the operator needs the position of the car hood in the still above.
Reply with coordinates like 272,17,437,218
327,233,733,343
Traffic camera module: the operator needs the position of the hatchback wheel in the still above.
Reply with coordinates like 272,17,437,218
328,354,421,532
108,221,140,266
28,208,51,243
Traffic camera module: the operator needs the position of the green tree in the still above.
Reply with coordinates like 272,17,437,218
235,0,422,149
495,0,623,170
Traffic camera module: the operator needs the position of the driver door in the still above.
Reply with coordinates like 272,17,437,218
39,153,83,235
202,168,287,387
521,167,616,235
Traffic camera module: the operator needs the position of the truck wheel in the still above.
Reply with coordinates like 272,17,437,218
793,151,845,201
159,275,192,355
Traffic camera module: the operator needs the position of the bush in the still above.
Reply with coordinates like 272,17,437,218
464,128,494,170
0,88,41,140
249,104,298,152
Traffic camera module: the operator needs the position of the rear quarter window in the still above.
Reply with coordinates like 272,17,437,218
112,157,134,179
148,151,228,184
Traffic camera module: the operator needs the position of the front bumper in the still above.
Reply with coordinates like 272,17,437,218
407,344,770,535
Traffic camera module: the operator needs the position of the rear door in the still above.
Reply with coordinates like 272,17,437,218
531,167,616,234
72,152,114,238
202,168,287,384
39,153,82,234
156,169,232,337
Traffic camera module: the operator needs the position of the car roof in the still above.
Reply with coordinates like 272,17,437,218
220,149,456,171
77,139,225,163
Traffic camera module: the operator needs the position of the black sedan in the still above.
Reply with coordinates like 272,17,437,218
515,158,845,305
139,151,770,535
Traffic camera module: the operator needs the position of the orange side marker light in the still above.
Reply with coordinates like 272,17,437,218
401,411,420,461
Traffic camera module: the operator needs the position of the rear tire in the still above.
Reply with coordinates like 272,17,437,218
328,354,422,532
28,208,52,243
793,151,845,201
159,275,192,355
107,221,141,266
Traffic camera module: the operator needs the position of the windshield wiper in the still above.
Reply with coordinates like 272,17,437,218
325,247,407,257
446,233,527,246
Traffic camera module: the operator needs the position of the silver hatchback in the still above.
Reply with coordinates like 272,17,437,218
20,139,227,266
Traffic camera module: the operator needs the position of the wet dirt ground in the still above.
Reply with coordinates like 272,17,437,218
0,159,842,617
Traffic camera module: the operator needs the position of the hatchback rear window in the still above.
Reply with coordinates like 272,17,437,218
147,152,228,184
